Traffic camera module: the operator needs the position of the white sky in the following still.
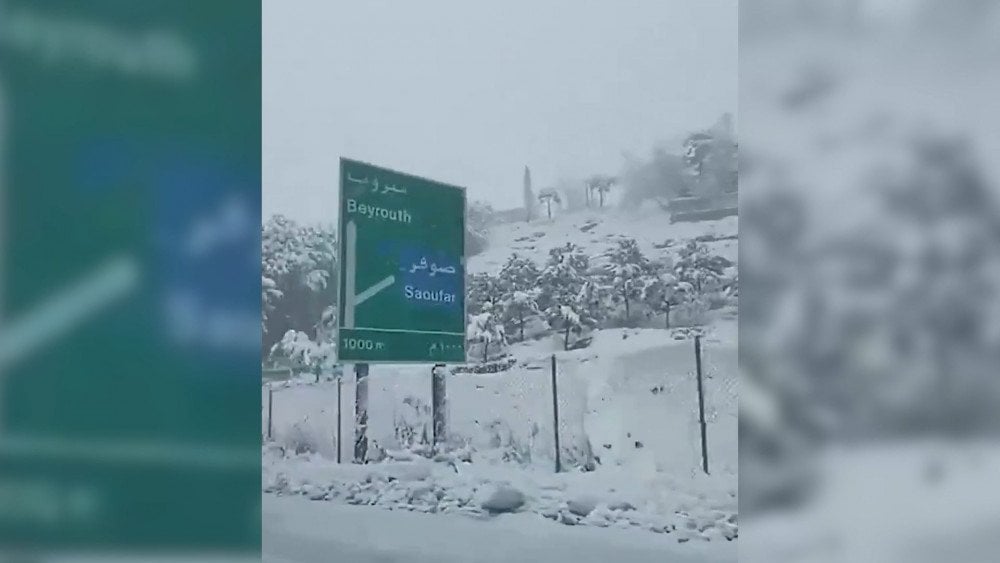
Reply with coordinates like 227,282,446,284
263,0,737,224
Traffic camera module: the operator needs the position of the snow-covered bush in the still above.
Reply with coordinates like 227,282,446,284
279,416,321,456
466,305,508,363
604,238,656,323
392,395,432,453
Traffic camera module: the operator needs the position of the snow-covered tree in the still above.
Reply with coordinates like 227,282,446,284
467,304,507,363
682,113,737,196
495,254,543,341
523,166,536,222
642,269,679,328
538,243,596,349
604,238,654,320
585,174,616,208
576,278,609,330
498,253,540,291
468,272,503,315
500,289,541,342
537,243,587,310
261,215,337,365
674,240,730,294
262,275,282,333
538,188,561,219
555,305,585,351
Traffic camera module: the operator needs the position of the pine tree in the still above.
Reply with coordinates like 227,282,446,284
556,305,584,351
467,303,507,363
523,166,535,222
576,278,609,330
538,243,595,349
674,240,729,293
468,273,503,315
497,254,542,341
498,253,541,291
500,289,541,342
604,238,653,320
682,113,737,197
642,269,678,328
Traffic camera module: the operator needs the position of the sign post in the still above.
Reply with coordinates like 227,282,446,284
337,158,467,461
432,363,447,449
353,363,369,463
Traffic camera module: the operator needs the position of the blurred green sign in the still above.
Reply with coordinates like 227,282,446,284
0,1,260,552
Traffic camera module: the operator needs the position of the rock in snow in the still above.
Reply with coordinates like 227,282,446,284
567,496,598,517
479,484,526,513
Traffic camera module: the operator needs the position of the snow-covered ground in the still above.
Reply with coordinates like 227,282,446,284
264,494,736,563
741,441,1000,563
263,205,737,555
264,323,737,540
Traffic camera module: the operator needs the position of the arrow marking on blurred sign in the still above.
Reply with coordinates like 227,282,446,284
0,256,138,372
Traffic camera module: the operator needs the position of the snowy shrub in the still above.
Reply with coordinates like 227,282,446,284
485,419,534,465
268,328,336,376
706,290,730,311
393,395,432,453
672,295,710,328
466,305,508,363
500,289,543,342
281,417,321,456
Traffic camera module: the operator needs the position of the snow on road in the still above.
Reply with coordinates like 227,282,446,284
741,442,1000,563
263,494,735,563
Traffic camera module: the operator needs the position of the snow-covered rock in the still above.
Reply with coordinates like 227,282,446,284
567,495,599,517
478,484,526,513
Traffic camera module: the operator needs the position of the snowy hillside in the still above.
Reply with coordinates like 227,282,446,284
263,204,738,544
471,202,737,276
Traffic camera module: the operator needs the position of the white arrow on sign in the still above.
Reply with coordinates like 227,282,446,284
0,256,139,372
343,219,395,329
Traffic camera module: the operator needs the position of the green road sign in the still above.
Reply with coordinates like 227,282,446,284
337,159,467,363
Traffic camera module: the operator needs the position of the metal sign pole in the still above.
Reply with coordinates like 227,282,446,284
354,363,369,463
432,363,447,450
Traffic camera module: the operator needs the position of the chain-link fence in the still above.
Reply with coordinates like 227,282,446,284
262,333,737,476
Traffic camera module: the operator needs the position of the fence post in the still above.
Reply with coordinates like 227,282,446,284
432,363,447,450
354,363,369,463
266,384,273,441
337,376,343,464
551,354,561,473
695,335,709,474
